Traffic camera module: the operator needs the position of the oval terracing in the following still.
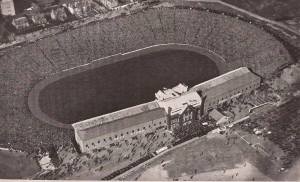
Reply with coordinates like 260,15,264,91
0,8,292,151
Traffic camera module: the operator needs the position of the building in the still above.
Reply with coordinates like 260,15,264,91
32,0,58,9
12,17,30,30
65,1,91,17
155,83,188,101
157,91,202,131
189,67,261,113
99,0,119,9
32,13,47,24
208,109,229,125
72,101,167,152
73,67,261,152
50,7,67,21
0,0,15,16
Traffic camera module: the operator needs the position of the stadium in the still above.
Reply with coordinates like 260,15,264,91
0,7,293,152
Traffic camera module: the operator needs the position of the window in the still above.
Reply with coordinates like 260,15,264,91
121,133,123,136
183,114,187,122
149,125,151,128
137,128,140,131
115,135,117,138
171,119,178,125
154,123,156,126
185,112,193,122
143,127,146,130
164,120,167,123
98,141,100,143
132,130,134,133
92,142,94,146
159,122,161,125
127,131,129,135
86,145,88,147
109,137,112,140
104,139,106,142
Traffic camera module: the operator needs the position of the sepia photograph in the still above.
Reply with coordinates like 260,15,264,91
0,0,299,181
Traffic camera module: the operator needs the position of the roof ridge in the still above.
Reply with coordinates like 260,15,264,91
72,101,159,130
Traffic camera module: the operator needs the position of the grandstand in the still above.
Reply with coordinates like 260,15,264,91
0,8,292,151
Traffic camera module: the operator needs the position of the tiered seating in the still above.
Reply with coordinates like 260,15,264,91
143,10,167,44
37,38,72,71
174,9,190,43
70,27,102,62
85,24,114,58
158,9,176,43
128,13,155,47
55,33,89,66
184,10,203,44
0,7,292,152
114,16,146,52
102,20,129,54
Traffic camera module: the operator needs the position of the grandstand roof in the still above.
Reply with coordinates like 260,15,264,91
76,108,166,141
158,92,202,116
72,101,160,131
189,67,260,100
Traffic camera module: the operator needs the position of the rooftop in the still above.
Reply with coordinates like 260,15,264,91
189,67,261,100
72,101,160,131
155,83,188,101
76,108,166,141
12,17,29,25
158,91,202,116
209,109,225,121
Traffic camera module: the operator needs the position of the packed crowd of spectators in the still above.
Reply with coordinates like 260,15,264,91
0,7,292,153
36,126,174,180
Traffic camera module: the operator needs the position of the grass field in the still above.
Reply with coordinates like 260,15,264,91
38,49,219,124
122,131,282,181
0,150,40,179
